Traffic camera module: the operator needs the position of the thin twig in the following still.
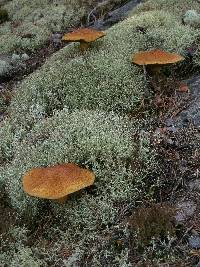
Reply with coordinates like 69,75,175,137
143,64,147,81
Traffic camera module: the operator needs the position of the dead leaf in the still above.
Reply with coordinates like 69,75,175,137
189,249,200,258
177,83,189,93
154,94,164,107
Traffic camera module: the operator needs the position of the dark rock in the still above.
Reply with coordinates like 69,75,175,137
166,138,176,146
166,126,178,133
0,54,11,64
169,76,200,129
188,179,200,192
89,0,143,30
103,0,142,26
188,235,200,249
175,200,197,223
165,118,175,127
91,19,105,30
0,54,12,79
180,159,187,167
184,44,198,59
51,33,62,48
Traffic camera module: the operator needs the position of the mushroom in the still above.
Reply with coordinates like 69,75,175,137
22,163,95,203
132,49,184,75
62,28,106,52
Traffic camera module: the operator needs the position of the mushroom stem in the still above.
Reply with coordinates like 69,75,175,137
147,65,164,88
80,41,90,52
149,65,162,75
142,64,147,81
55,196,68,204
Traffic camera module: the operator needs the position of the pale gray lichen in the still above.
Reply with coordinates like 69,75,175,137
0,0,200,266
1,109,136,212
0,0,86,53
2,8,197,143
0,59,11,76
183,10,200,27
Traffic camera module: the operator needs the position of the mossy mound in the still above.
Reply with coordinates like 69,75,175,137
133,0,200,16
2,109,137,213
0,108,155,266
0,9,197,143
0,0,87,53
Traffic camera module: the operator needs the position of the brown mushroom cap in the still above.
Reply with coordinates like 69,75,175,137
132,49,184,66
62,28,106,43
22,163,95,199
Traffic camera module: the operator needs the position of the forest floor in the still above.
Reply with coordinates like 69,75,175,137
0,0,200,266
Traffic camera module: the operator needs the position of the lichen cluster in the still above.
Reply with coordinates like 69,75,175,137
0,59,11,76
0,0,87,53
0,0,200,266
2,9,197,134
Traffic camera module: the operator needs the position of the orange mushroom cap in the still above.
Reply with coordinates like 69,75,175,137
132,49,184,66
22,163,95,200
62,28,106,43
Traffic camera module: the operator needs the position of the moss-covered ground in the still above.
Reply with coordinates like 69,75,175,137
0,0,88,54
0,0,200,266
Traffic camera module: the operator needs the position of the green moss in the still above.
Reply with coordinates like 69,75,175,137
0,1,199,265
0,9,8,23
1,109,136,213
0,227,44,267
0,119,16,163
0,0,198,220
133,0,200,17
1,9,196,144
0,0,86,53
0,107,156,266
0,59,11,76
130,203,175,246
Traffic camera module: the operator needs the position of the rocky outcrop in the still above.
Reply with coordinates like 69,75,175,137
166,75,200,129
88,0,142,29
